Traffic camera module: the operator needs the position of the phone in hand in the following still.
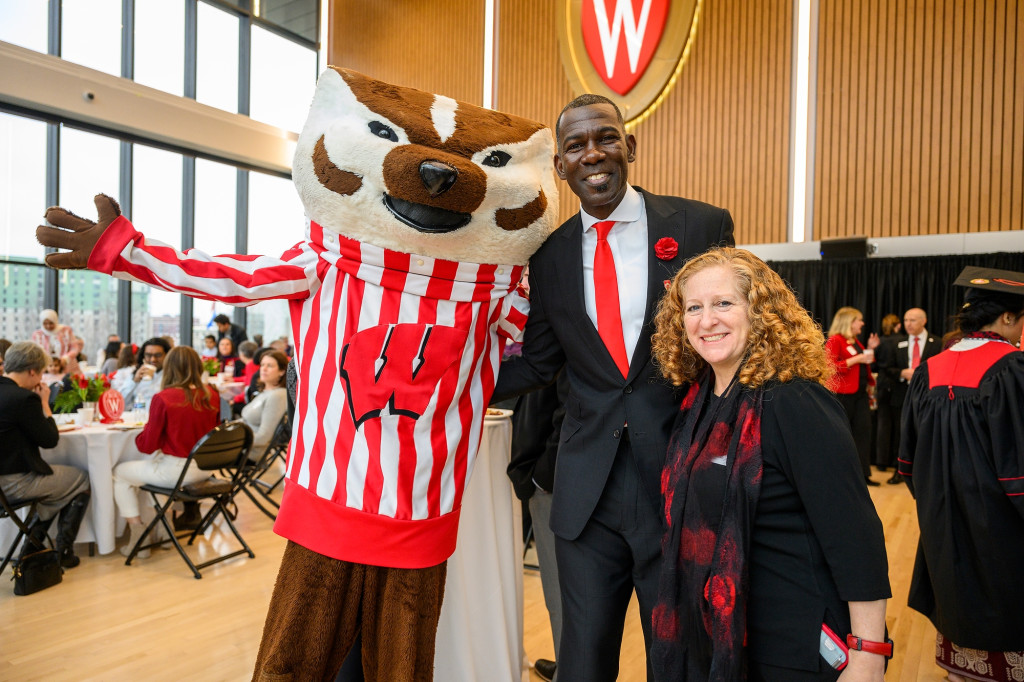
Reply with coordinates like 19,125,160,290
820,623,849,670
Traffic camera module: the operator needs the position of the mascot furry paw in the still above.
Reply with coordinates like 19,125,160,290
37,67,558,682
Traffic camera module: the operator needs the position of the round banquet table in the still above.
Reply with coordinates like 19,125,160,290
0,423,147,556
433,413,527,681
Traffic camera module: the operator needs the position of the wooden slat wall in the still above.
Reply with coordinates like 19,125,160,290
497,0,794,244
494,1,579,225
326,0,484,105
814,0,1023,239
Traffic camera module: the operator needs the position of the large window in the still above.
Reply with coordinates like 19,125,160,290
61,0,122,77
131,144,185,345
134,0,186,96
0,112,47,263
0,0,319,356
0,0,48,53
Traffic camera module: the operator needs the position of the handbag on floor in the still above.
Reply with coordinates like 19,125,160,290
11,548,63,596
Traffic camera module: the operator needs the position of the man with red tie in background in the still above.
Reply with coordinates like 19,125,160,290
876,307,941,484
493,94,733,681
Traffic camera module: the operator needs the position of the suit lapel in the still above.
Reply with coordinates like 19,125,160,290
557,215,614,372
627,189,684,383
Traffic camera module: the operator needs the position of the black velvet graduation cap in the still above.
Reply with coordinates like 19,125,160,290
954,266,1024,308
953,266,1024,295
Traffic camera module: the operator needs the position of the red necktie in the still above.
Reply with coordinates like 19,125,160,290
911,336,921,369
593,220,629,378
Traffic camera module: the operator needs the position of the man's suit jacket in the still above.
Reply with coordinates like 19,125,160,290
876,332,942,406
493,187,734,541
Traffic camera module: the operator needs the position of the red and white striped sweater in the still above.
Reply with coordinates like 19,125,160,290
90,216,528,568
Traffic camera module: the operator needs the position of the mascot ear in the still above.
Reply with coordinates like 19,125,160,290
36,194,122,270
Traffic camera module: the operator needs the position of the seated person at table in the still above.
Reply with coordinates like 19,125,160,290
237,341,259,386
112,346,220,558
200,334,218,359
241,350,288,459
110,344,137,384
100,340,124,375
42,355,67,386
112,337,169,407
0,342,91,568
216,337,244,379
0,338,12,375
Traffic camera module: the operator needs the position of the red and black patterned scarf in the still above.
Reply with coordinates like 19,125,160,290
651,367,764,681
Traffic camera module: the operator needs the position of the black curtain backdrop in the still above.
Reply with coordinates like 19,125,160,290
767,252,1024,340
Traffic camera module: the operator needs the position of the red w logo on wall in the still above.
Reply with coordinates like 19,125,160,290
582,0,670,95
339,323,468,427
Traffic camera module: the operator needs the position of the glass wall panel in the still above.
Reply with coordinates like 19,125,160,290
61,0,122,77
245,171,303,345
258,0,318,42
0,262,47,344
57,268,119,367
0,112,47,263
197,2,240,114
134,0,185,96
0,0,48,52
130,144,186,347
192,158,237,347
250,25,318,133
59,126,120,218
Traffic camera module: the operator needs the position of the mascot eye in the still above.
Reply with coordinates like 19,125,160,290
482,151,511,168
368,121,399,142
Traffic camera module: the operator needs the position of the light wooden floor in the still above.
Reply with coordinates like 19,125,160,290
0,467,947,681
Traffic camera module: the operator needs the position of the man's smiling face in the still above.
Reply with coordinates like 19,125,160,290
554,103,636,220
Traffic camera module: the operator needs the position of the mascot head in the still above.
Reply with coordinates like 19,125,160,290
292,67,559,265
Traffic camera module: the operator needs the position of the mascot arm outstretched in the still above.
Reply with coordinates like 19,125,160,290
37,193,316,305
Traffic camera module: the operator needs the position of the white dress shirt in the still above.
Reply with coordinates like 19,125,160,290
580,184,648,363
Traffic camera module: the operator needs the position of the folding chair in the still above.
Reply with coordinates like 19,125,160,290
251,412,291,497
0,487,44,577
232,413,290,520
124,420,255,579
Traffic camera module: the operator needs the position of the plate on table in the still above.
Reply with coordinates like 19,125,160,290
57,423,82,432
484,408,513,421
107,423,145,431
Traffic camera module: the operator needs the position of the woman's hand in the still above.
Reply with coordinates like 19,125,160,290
33,382,53,418
866,333,880,350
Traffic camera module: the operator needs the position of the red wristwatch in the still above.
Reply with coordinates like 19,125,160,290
846,634,894,659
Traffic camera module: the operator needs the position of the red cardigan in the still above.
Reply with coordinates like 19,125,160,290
135,385,221,458
825,334,876,395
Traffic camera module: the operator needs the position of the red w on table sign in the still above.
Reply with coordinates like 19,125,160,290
582,0,670,96
98,389,125,423
557,0,699,124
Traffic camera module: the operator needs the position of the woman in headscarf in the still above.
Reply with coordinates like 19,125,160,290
899,266,1024,682
31,309,75,357
651,248,891,681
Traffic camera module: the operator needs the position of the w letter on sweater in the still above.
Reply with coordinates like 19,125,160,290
340,323,468,426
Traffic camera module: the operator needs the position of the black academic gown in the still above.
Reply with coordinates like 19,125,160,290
900,340,1024,651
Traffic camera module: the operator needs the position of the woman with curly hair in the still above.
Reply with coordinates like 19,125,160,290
649,248,891,682
825,307,881,486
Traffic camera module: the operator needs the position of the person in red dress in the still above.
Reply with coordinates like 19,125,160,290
112,346,220,558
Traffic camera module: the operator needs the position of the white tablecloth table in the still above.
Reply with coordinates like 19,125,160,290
0,423,147,556
434,414,526,682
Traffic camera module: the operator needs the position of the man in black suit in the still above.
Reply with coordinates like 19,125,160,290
493,94,734,681
875,307,941,484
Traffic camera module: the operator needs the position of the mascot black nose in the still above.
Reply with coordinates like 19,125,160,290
419,161,458,197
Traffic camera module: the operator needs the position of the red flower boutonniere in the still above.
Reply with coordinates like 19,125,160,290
654,237,678,261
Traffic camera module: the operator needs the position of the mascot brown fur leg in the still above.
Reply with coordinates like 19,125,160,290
253,541,447,682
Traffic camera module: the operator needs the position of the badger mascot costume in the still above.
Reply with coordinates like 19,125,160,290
37,67,558,681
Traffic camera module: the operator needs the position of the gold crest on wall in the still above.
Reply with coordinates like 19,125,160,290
556,0,701,127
